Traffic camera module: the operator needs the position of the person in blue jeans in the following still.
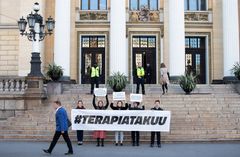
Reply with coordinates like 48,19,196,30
76,100,85,145
43,100,73,155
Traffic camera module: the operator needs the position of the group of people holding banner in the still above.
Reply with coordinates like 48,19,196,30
74,89,164,148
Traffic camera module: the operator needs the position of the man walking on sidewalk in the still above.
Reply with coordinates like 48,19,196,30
43,100,73,155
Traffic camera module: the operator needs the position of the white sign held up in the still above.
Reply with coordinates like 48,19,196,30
94,88,107,97
113,92,126,101
130,93,143,102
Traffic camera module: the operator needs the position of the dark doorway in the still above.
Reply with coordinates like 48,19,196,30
81,36,105,84
132,36,156,84
185,37,206,84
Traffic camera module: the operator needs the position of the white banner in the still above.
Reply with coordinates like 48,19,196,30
130,94,142,102
113,92,126,101
71,109,171,132
94,88,107,97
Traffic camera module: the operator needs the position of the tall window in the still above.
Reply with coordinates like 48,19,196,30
81,0,107,10
184,0,207,11
130,0,158,11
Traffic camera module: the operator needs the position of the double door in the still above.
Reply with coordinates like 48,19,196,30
132,48,156,84
81,48,105,84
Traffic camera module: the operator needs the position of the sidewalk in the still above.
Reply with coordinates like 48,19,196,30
0,142,239,157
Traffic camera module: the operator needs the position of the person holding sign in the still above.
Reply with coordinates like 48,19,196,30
110,101,128,146
136,62,145,95
129,102,145,146
150,100,163,148
90,63,100,94
75,100,85,145
92,94,109,147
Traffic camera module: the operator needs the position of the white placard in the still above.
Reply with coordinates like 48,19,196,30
94,88,107,97
113,92,126,101
71,109,171,132
130,93,143,102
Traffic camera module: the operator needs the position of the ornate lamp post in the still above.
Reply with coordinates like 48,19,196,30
17,2,55,77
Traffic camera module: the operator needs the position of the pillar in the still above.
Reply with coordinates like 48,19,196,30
110,0,127,75
222,0,240,77
165,0,185,78
54,0,71,77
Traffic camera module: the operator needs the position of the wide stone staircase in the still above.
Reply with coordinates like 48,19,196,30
0,84,240,143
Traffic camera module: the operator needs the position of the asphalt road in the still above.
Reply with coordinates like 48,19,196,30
0,141,239,157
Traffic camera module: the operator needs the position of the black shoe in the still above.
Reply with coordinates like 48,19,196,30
142,92,145,95
132,143,135,146
96,144,100,147
101,144,104,147
136,143,139,146
150,144,154,147
65,152,73,155
120,143,123,146
43,149,51,154
158,144,161,148
115,143,118,146
162,92,165,95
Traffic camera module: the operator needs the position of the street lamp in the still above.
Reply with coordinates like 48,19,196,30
17,2,55,77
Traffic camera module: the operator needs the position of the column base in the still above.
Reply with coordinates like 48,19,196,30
223,76,238,84
170,76,181,84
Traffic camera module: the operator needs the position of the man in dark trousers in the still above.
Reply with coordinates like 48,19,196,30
90,63,100,94
150,100,163,148
43,101,73,155
136,62,145,94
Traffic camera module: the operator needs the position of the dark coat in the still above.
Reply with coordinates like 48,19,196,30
151,107,163,111
93,95,109,110
129,104,145,110
110,103,128,110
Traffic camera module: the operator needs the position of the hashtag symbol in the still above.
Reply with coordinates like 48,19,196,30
74,115,82,124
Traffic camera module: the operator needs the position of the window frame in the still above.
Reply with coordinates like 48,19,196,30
80,0,107,10
184,0,207,11
129,0,159,11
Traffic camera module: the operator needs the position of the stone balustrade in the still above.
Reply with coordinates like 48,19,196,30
0,77,27,93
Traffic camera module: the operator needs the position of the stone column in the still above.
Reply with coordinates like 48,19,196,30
222,0,240,78
54,0,71,77
164,0,185,79
110,0,127,75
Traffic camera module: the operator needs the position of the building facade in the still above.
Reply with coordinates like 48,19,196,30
0,0,240,84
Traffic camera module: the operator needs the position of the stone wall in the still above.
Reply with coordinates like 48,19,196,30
0,29,19,76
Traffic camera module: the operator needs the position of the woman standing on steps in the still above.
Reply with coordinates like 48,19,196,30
75,100,85,145
110,101,128,146
160,63,169,95
92,94,109,147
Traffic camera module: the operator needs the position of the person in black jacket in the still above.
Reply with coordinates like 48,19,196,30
129,102,145,146
76,100,85,145
110,101,128,146
92,94,109,147
150,100,163,148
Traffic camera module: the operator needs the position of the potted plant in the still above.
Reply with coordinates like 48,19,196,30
46,63,63,81
179,73,196,94
107,72,128,92
231,62,240,80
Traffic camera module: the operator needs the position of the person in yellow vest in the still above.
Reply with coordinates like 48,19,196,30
136,63,145,95
90,63,100,94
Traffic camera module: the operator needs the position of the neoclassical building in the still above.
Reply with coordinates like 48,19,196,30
0,0,240,84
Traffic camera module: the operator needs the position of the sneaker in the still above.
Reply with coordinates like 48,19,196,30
120,143,123,146
136,143,139,146
158,144,161,148
77,141,83,145
150,144,154,147
43,149,51,154
132,143,136,146
115,143,118,146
